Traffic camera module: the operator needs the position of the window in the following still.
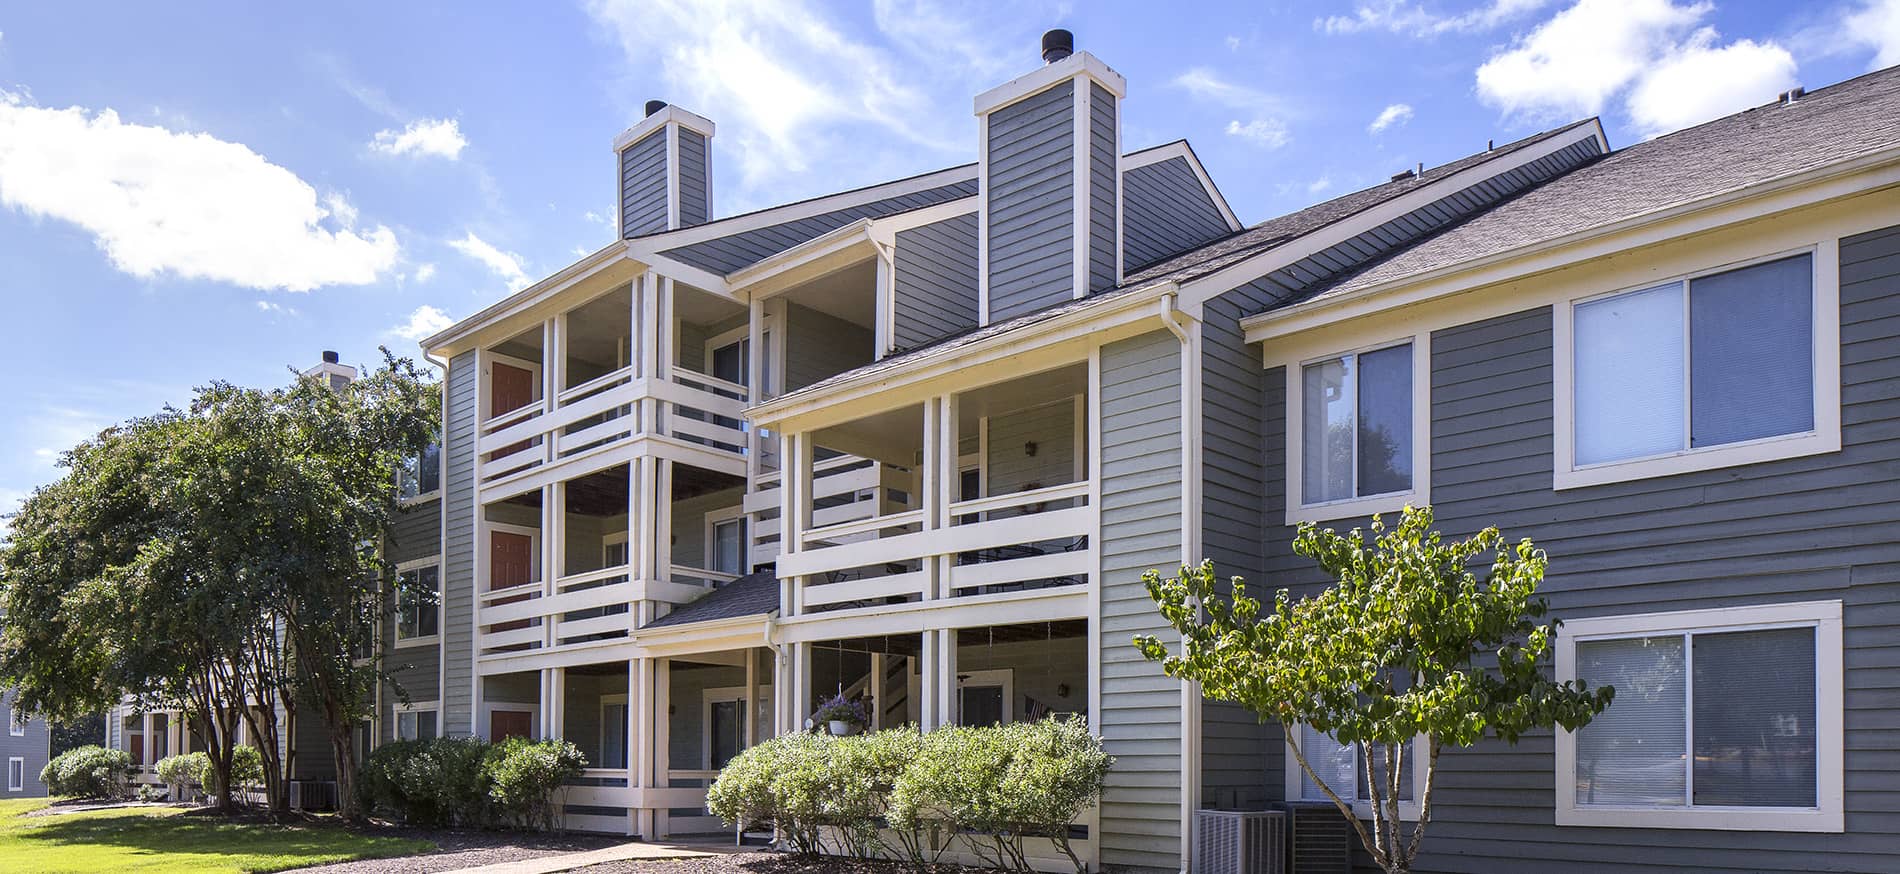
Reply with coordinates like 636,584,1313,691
8,701,23,737
395,564,440,643
1286,726,1425,820
398,443,441,500
6,758,20,792
1556,601,1843,831
1288,338,1428,522
1560,250,1839,488
395,708,438,742
710,517,745,577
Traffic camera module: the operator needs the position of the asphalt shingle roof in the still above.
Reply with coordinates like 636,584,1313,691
764,119,1596,406
640,570,780,630
1305,65,1900,304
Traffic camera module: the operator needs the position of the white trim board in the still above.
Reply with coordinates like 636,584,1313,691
1268,332,1432,524
1121,140,1243,232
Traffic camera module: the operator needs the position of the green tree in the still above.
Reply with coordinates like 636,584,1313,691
1136,506,1613,874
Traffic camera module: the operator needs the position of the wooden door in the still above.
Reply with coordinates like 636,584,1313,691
491,363,534,416
488,531,534,633
490,710,533,741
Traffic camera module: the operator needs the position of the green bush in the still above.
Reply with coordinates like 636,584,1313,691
357,736,586,831
213,744,265,796
486,737,587,832
708,717,1110,873
40,745,134,799
154,752,208,794
359,737,492,827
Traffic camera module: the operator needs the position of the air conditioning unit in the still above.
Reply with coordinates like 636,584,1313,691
1194,809,1286,874
1280,802,1352,874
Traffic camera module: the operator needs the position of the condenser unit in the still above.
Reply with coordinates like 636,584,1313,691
1193,808,1286,874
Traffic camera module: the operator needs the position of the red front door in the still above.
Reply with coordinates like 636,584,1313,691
488,531,533,634
490,710,532,741
489,363,536,460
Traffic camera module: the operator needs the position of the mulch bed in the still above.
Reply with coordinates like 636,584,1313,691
287,825,627,873
20,799,193,818
571,853,998,874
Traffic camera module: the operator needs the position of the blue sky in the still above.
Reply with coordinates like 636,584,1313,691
0,0,1896,513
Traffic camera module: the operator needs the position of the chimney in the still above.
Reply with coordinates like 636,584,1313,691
302,349,358,391
975,29,1126,325
612,100,715,236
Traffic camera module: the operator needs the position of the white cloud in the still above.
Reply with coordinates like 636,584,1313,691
1846,0,1900,69
370,117,467,160
391,304,454,342
1318,0,1549,36
585,0,958,193
1476,0,1796,137
414,262,437,283
1308,175,1334,194
0,92,398,291
1225,35,1243,51
1225,119,1291,148
255,299,300,317
448,231,530,291
1368,103,1415,133
1626,34,1795,137
1174,68,1293,150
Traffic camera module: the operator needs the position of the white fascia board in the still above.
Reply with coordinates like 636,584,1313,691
866,196,980,245
726,219,876,296
637,252,732,296
1242,138,1900,343
1180,120,1606,314
423,241,636,357
624,164,978,252
974,51,1127,114
745,281,1177,430
1122,140,1243,232
610,105,716,153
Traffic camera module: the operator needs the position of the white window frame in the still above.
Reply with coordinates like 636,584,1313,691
703,686,772,770
601,530,630,569
1553,243,1841,489
8,704,24,737
398,441,443,506
392,701,440,742
704,325,751,387
955,668,1015,727
479,702,539,741
599,693,630,770
1555,600,1844,832
6,757,20,792
1284,730,1428,821
1281,334,1432,524
705,505,746,576
392,556,443,648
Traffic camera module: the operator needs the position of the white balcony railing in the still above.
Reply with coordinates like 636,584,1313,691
778,480,1092,611
475,561,741,658
476,366,749,489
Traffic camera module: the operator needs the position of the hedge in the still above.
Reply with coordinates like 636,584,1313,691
41,745,134,799
707,716,1110,873
358,737,585,830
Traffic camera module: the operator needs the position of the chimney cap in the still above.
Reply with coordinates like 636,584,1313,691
321,350,340,365
644,99,668,117
1041,29,1073,64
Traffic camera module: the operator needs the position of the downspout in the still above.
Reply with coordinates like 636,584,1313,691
424,349,456,738
1158,290,1202,874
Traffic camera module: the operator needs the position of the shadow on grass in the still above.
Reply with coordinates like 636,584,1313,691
15,811,430,871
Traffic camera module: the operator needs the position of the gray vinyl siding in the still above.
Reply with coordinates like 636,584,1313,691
290,706,336,780
1088,82,1118,293
441,350,478,736
985,399,1078,496
1122,156,1231,271
1198,281,1285,811
620,129,669,238
380,492,443,741
678,129,710,228
388,499,441,566
1248,223,1900,873
0,690,49,796
892,212,979,352
783,303,873,392
1097,329,1186,873
987,80,1075,323
658,179,979,275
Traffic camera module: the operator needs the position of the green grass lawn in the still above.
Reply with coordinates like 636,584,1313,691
0,797,435,873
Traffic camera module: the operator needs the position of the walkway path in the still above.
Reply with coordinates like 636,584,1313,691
439,840,737,874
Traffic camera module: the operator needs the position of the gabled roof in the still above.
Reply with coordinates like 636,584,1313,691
640,570,779,630
1302,64,1900,306
752,118,1602,414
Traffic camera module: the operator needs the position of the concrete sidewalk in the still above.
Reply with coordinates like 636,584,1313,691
439,840,740,874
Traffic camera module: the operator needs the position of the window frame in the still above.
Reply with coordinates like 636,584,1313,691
1553,243,1841,489
8,704,24,737
1283,729,1428,821
392,556,442,648
1281,334,1432,524
393,701,440,743
6,757,20,792
1555,600,1844,832
397,441,443,506
705,505,747,578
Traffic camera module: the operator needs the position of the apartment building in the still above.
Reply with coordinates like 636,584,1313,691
100,28,1900,873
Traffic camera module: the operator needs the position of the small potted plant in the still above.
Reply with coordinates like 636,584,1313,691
811,693,868,736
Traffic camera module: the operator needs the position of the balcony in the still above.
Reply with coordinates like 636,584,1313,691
774,364,1093,620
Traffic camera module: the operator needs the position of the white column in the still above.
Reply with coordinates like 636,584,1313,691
633,656,655,839
745,648,760,747
655,460,674,584
783,433,812,618
919,633,938,730
868,652,885,731
653,657,672,839
937,628,959,727
551,667,567,740
791,642,812,732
